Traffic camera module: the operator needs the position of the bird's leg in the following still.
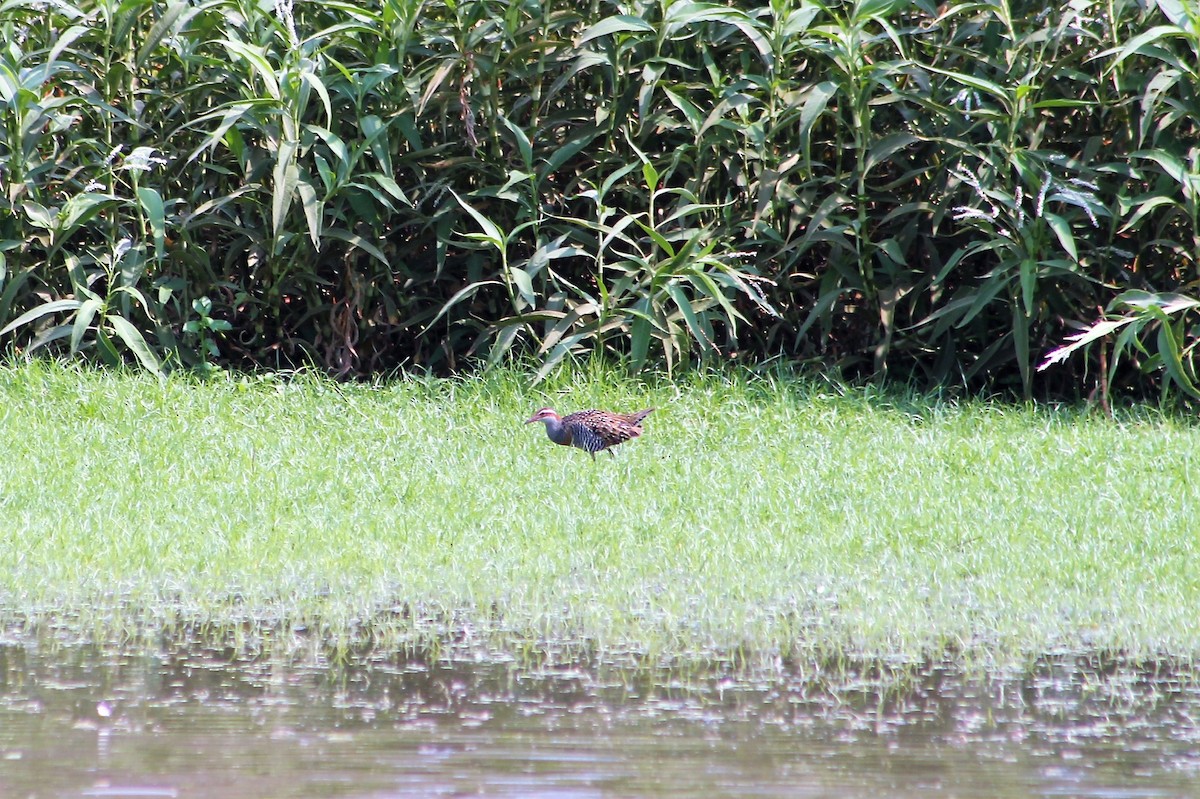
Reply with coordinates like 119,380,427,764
607,450,615,459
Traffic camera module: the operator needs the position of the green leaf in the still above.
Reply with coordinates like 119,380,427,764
70,298,102,354
1043,212,1077,262
1013,303,1031,398
541,127,600,183
500,115,533,171
59,193,119,236
1018,259,1037,318
95,328,121,366
322,228,389,268
313,152,335,194
272,139,300,236
663,88,704,134
299,67,333,127
111,0,142,50
368,173,412,207
662,4,770,61
855,0,907,18
360,115,392,175
1031,99,1096,110
451,190,505,249
920,64,1012,110
641,161,659,192
1119,291,1200,315
27,324,74,354
577,15,655,46
1038,317,1137,371
534,332,589,383
137,0,198,68
635,218,674,259
630,314,651,368
877,237,907,266
45,24,89,69
1119,194,1178,234
0,298,83,336
296,175,322,247
936,275,1013,331
186,103,254,162
689,270,744,329
108,315,164,377
1113,25,1193,66
0,65,17,103
136,187,167,262
1157,322,1200,398
218,39,281,100
539,304,596,352
510,266,535,307
424,280,504,332
665,281,714,353
1130,149,1190,186
308,125,350,170
22,201,54,230
1156,0,1200,34
488,322,523,367
865,133,918,173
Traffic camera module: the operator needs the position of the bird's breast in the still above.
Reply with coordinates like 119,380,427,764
545,423,572,446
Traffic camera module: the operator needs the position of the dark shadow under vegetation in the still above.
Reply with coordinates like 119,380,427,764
2,0,1200,401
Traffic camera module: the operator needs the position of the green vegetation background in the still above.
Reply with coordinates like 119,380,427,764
3,0,1200,397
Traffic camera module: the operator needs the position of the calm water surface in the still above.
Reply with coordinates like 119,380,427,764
2,631,1199,798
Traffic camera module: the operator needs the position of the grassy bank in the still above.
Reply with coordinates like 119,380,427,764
0,361,1196,663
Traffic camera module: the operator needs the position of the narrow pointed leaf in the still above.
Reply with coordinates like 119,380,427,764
0,299,83,336
136,187,167,261
451,190,505,248
577,15,655,46
272,139,300,236
108,315,164,376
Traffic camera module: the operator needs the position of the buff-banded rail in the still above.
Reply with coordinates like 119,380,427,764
524,407,654,460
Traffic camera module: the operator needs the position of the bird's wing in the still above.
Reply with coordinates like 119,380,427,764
564,410,643,447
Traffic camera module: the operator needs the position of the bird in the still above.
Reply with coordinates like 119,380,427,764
525,407,654,460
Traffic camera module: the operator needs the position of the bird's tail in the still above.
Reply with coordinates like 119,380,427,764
626,408,654,425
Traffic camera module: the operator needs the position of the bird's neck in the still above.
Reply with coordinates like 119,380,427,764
543,417,571,445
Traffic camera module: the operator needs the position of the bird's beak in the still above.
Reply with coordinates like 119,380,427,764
524,415,538,424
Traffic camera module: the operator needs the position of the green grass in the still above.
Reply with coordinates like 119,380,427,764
0,360,1197,664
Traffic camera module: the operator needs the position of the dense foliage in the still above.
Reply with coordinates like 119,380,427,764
1,0,1198,395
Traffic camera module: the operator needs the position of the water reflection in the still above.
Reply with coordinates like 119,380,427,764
1,628,1198,798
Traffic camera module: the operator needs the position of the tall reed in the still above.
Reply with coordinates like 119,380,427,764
1,0,1196,396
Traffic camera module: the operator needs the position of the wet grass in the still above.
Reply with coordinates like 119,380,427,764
0,359,1197,665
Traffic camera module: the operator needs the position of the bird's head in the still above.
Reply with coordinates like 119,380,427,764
525,407,559,425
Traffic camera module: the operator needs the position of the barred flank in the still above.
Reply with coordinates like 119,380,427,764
568,422,607,454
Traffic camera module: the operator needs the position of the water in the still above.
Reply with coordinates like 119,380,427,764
2,632,1199,798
